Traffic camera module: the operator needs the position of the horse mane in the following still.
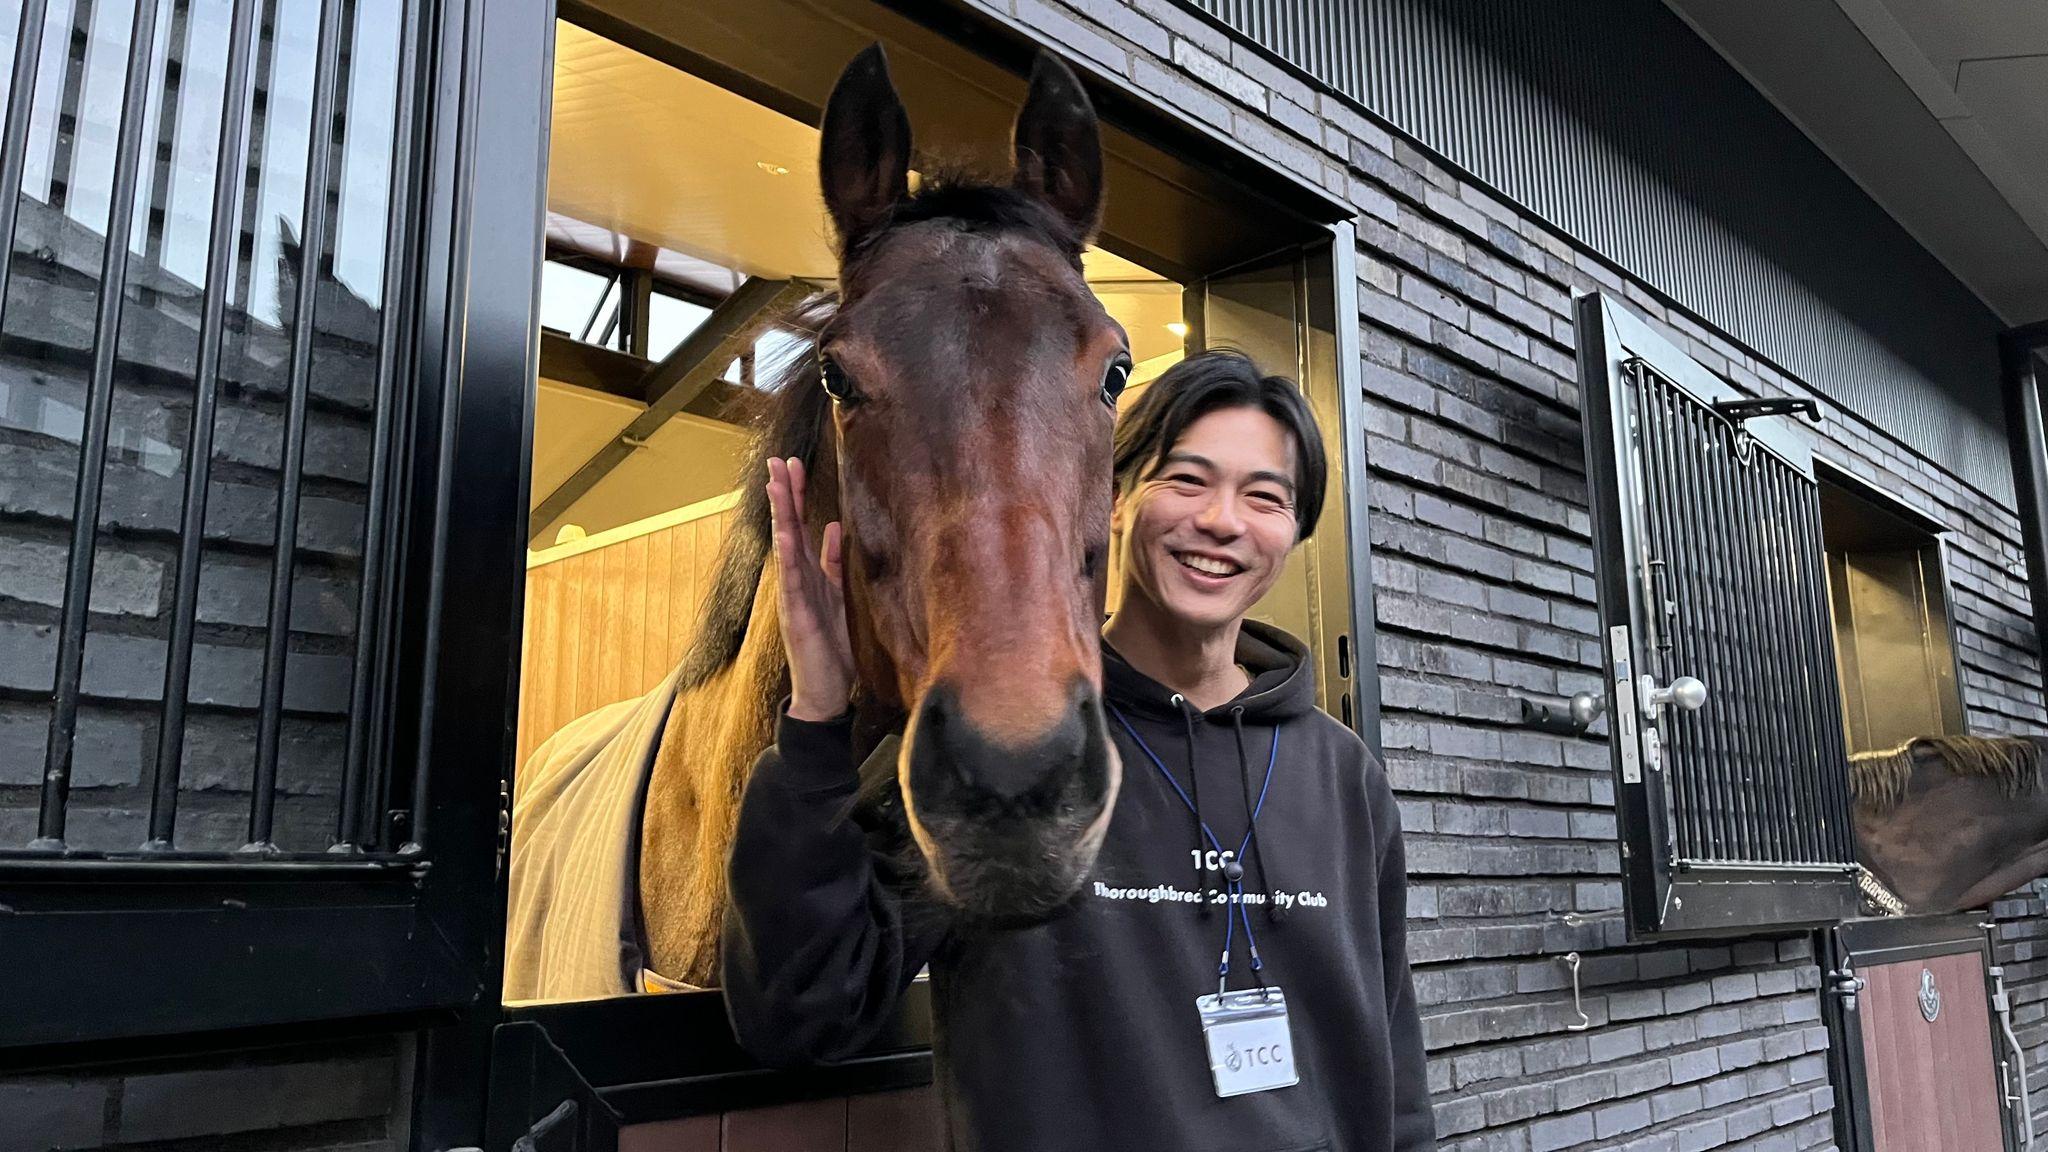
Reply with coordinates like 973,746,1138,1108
1848,734,2046,812
676,170,1075,692
674,297,835,692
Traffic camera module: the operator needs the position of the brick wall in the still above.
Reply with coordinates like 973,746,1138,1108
976,0,2048,1148
0,1036,410,1152
0,193,382,855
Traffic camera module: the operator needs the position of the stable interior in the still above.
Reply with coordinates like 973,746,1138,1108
1816,466,1966,755
511,4,1354,1004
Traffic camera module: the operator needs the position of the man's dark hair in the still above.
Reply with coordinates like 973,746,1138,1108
1112,349,1327,541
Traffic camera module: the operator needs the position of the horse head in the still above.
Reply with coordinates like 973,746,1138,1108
1851,734,2048,913
811,46,1124,923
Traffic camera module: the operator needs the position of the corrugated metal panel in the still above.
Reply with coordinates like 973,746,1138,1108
1195,0,2012,503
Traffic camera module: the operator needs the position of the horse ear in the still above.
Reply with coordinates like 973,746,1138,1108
1012,52,1103,247
820,44,913,253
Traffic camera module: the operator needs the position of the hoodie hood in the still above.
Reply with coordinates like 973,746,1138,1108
1101,618,1319,724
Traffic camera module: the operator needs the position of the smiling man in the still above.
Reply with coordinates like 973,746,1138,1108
724,349,1435,1151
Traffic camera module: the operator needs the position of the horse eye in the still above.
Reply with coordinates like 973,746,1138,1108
819,355,859,405
1100,353,1133,407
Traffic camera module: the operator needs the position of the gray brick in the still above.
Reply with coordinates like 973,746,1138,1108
1609,988,1664,1021
1652,1084,1704,1123
1594,1097,1653,1139
1695,1006,1742,1038
1530,1111,1596,1152
1677,1117,1727,1152
1434,1095,1486,1137
1666,982,1714,1015
1483,1082,1555,1126
1169,38,1266,111
0,538,162,616
1702,1074,1748,1109
1726,1101,1774,1141
1712,973,1760,1003
1789,1054,1827,1084
1718,1037,1765,1071
1555,1069,1618,1111
1522,1035,1592,1075
0,1078,107,1151
1589,1025,1645,1063
1669,1048,1721,1084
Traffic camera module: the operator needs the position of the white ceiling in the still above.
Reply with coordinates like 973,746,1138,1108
1670,0,2048,324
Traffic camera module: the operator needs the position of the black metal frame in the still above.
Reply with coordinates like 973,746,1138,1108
0,10,532,1142
1574,292,1862,939
1822,915,2022,1152
457,1,1378,1145
2002,321,2048,671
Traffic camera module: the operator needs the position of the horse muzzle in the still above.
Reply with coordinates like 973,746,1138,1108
900,679,1121,924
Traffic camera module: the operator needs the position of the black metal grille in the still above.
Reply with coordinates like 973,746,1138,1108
1627,360,1857,868
0,0,420,860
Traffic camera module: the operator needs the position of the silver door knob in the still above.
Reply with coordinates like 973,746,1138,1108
1640,675,1707,719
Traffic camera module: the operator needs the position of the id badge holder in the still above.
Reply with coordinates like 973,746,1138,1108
1196,986,1298,1097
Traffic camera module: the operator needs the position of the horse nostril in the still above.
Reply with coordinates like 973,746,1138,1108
909,684,1100,805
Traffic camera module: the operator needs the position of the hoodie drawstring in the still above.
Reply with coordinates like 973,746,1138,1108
1109,702,1280,992
1173,696,1207,915
1231,706,1284,924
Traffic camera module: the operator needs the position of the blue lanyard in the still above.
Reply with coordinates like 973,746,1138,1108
1108,704,1279,993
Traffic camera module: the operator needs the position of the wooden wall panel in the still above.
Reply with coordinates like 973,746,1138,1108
1858,950,2004,1151
516,494,740,770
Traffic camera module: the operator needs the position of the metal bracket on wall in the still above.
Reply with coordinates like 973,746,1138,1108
1710,396,1821,428
1519,691,1605,736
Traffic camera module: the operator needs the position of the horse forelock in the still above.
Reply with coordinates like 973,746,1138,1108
1848,734,2046,812
676,170,1085,693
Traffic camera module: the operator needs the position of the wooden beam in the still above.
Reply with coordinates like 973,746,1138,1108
528,276,810,542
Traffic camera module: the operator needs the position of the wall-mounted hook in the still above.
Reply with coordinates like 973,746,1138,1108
1561,951,1591,1031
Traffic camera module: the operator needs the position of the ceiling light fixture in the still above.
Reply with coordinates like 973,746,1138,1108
1166,322,1189,337
756,161,789,176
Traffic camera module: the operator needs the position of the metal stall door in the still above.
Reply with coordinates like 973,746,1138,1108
1825,917,2023,1151
1574,293,1862,937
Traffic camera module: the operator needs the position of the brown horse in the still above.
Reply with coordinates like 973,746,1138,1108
1851,734,2048,914
508,47,1127,998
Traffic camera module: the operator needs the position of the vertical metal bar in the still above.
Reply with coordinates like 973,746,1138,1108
0,0,51,332
32,0,162,849
336,0,419,852
1724,424,1782,861
1665,385,1723,861
1634,376,1697,857
1754,458,1808,862
144,0,261,850
245,0,345,851
1770,462,1824,863
1724,442,1780,862
1696,402,1759,860
1660,388,1717,860
404,0,493,856
1677,395,1740,860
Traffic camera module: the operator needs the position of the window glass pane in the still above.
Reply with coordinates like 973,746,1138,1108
0,0,412,856
645,290,708,361
538,259,611,341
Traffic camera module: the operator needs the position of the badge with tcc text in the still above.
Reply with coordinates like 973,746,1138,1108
1197,987,1299,1097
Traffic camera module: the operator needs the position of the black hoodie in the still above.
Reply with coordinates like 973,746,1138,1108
722,621,1435,1152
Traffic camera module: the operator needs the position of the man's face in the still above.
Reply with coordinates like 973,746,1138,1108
1113,405,1301,630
